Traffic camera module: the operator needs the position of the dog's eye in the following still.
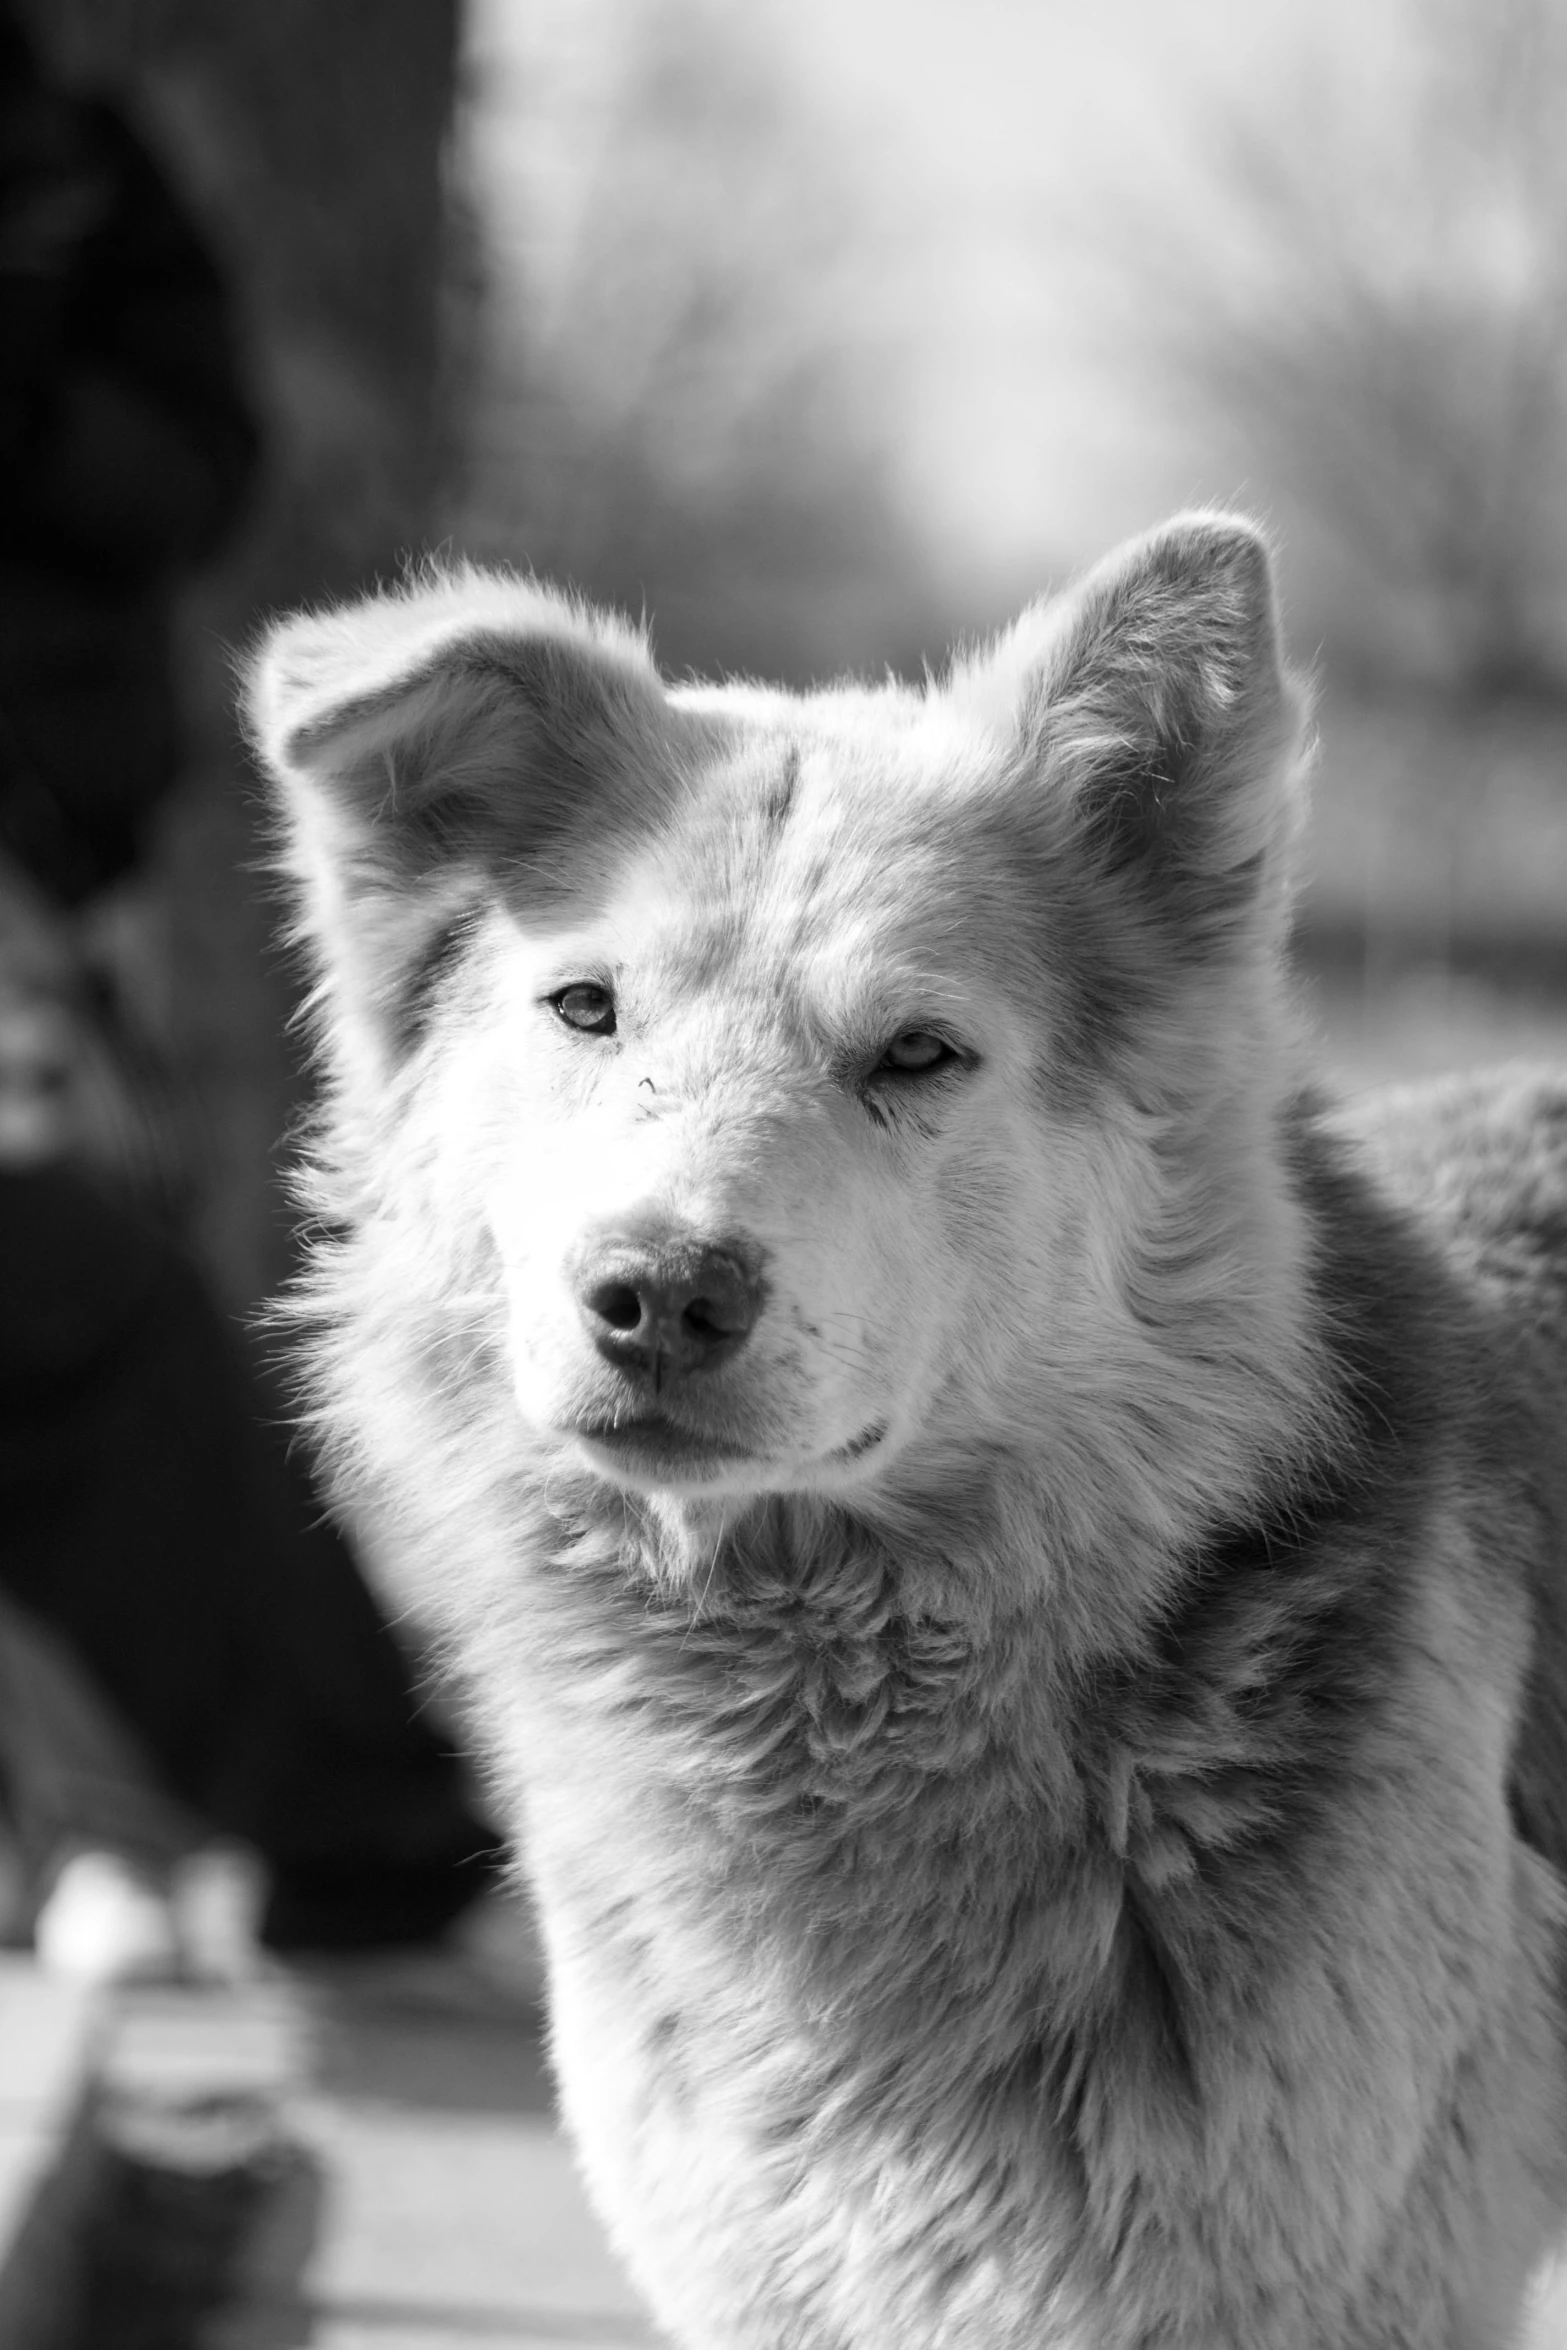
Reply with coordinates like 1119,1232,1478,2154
551,983,617,1036
877,1030,953,1075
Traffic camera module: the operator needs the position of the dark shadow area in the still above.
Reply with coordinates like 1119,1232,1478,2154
60,2104,322,2350
202,2139,325,2350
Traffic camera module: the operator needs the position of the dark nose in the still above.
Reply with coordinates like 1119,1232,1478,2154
574,1238,765,1383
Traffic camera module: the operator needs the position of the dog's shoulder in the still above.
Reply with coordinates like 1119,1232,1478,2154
1085,1100,1499,1850
1323,1065,1567,1874
1333,1064,1567,1355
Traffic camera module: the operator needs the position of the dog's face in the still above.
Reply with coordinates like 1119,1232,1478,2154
454,730,1082,1498
250,516,1307,1512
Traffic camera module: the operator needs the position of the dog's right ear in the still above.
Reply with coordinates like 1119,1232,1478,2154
245,571,685,1080
951,513,1307,964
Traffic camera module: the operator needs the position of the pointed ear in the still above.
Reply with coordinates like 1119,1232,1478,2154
245,569,690,1078
957,513,1308,955
246,568,677,895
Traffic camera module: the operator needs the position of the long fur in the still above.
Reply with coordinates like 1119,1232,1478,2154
248,515,1567,2348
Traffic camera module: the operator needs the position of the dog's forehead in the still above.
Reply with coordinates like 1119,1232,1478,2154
610,709,1008,993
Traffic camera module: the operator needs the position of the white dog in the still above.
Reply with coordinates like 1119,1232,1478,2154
249,514,1567,2348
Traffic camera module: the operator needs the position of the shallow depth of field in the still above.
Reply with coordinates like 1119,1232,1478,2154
5,7,1566,2341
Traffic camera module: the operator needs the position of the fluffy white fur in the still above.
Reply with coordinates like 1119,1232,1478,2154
249,515,1567,2348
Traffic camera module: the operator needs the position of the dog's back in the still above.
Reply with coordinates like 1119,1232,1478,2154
1346,1066,1567,1885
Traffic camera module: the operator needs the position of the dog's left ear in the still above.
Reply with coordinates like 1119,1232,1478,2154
960,512,1307,952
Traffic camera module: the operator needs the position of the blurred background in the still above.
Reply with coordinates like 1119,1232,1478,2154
18,0,1567,1318
3,5,1563,2315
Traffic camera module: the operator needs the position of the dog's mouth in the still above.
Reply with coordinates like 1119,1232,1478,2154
565,1412,893,1493
569,1413,754,1480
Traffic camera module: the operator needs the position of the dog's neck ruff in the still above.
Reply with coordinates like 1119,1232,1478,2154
477,1376,1362,1875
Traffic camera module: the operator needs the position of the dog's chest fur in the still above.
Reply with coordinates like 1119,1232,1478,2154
435,1386,1527,2350
483,1523,1139,2347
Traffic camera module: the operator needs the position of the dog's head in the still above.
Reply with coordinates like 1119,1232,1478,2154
249,517,1313,1532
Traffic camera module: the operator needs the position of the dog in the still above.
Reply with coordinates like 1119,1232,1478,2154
248,513,1567,2348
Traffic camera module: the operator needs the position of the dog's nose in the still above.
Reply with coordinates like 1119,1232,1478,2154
574,1239,764,1381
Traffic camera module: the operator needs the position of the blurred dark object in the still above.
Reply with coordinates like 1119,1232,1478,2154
66,2111,284,2350
0,1584,199,1905
0,1165,495,1951
0,844,197,1234
0,11,259,905
0,12,494,1959
11,0,464,1314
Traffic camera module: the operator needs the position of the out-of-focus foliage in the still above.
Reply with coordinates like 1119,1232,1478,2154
459,0,946,685
1146,0,1567,698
